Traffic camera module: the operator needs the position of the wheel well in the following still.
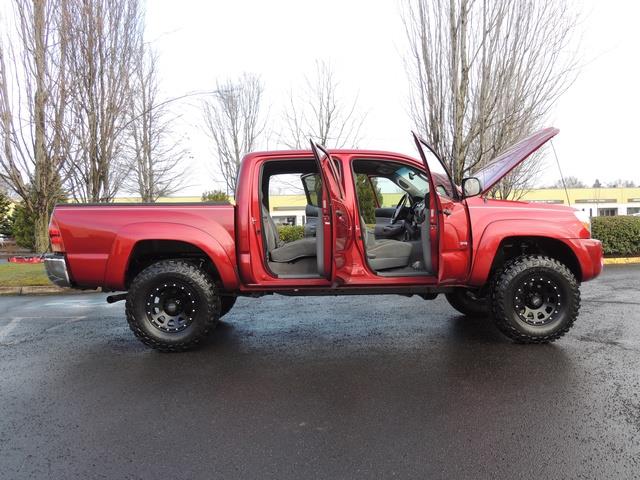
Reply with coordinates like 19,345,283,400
125,240,220,288
489,236,582,282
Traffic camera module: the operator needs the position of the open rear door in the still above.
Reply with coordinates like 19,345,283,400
310,140,353,284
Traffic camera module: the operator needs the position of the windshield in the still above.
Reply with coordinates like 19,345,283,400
352,159,453,201
396,166,430,196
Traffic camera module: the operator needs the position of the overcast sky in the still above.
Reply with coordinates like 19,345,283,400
145,0,639,195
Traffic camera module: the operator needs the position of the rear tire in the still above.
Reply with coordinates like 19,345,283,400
491,255,580,343
126,260,221,352
445,289,490,317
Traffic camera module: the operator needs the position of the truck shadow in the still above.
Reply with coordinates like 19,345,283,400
175,311,574,393
446,314,511,343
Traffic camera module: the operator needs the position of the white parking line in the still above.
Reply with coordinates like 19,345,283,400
0,315,89,345
42,299,115,307
0,317,21,341
45,316,88,332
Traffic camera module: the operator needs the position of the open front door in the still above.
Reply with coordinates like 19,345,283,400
412,132,464,282
310,140,353,284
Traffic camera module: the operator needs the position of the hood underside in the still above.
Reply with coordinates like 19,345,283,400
474,127,559,195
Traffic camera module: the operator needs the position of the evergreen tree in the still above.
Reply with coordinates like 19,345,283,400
355,175,381,224
0,192,13,236
10,203,36,250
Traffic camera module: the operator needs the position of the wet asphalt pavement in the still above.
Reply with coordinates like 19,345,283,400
1,265,639,479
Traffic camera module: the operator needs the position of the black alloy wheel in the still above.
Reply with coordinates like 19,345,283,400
512,273,562,326
146,282,198,333
491,255,580,343
126,260,221,352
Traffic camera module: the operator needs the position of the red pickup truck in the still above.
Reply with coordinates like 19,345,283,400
45,128,603,351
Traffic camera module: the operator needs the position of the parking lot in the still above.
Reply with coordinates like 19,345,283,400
1,265,639,479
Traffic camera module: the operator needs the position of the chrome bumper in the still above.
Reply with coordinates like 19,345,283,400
44,253,71,288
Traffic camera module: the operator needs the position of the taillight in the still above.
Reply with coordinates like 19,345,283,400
49,218,65,252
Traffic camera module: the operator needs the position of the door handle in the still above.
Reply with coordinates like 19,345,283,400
442,209,452,216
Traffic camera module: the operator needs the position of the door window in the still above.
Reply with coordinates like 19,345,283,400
413,133,459,200
372,177,404,208
301,173,322,207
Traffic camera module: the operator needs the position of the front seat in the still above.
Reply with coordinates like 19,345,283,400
262,204,317,262
360,217,412,270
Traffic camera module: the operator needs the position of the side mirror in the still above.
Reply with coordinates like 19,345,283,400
462,177,482,198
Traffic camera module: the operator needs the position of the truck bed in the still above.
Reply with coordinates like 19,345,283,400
51,202,236,290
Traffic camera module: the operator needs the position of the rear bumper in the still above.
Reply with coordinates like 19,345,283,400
44,253,72,288
567,238,604,282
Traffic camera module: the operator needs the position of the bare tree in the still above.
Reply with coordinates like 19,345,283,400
0,0,72,252
607,179,636,188
552,176,585,188
63,0,143,202
402,0,578,198
125,43,189,202
202,73,265,196
282,60,364,149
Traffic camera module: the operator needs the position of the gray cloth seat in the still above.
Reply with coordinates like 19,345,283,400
360,217,412,270
262,205,317,263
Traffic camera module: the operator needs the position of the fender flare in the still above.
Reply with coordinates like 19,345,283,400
103,222,239,291
468,219,581,286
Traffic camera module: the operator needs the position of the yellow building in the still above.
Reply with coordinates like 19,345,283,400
519,188,640,217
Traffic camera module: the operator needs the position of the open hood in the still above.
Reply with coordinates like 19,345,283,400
474,127,559,195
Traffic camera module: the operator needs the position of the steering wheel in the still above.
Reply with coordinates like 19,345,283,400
390,193,408,224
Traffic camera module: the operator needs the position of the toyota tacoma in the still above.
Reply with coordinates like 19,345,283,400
45,128,603,351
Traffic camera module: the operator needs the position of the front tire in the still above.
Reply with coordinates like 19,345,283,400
219,296,237,318
491,255,580,343
445,289,490,317
126,260,221,352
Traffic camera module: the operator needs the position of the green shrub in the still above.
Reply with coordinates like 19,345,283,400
277,225,305,243
202,190,230,202
592,216,640,256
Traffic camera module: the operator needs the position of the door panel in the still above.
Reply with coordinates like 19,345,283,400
438,197,471,282
332,199,351,272
412,132,471,283
413,138,444,277
310,141,353,283
374,207,410,240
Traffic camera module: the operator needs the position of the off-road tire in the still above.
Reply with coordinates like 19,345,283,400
491,255,580,344
126,260,221,352
445,289,490,317
219,296,237,318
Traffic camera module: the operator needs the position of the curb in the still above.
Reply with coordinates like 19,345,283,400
0,286,100,296
603,257,640,265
